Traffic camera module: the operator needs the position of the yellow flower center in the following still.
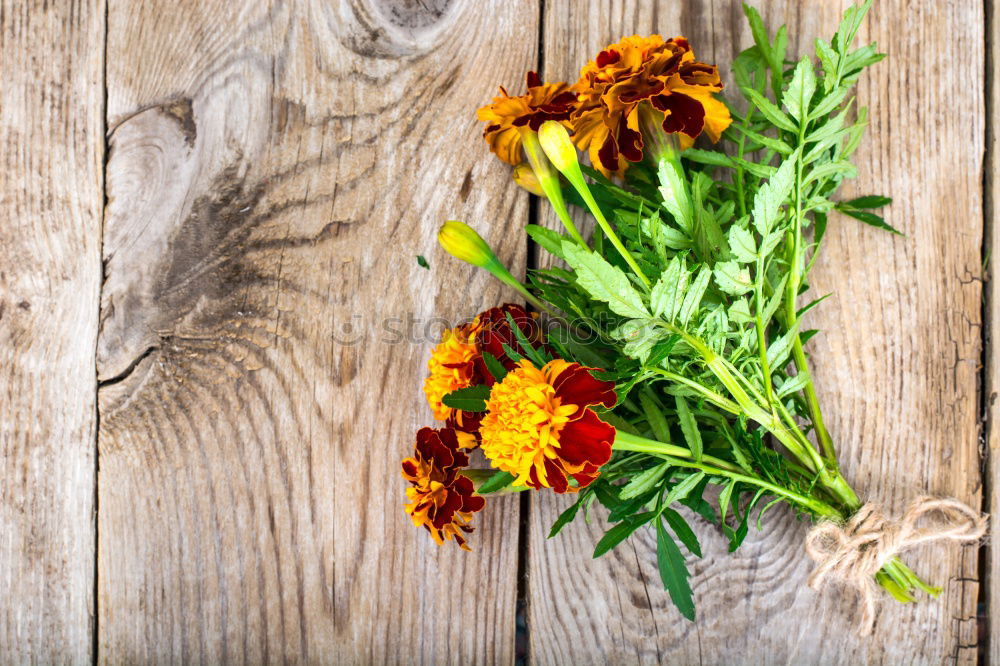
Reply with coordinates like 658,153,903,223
480,359,578,488
423,323,478,421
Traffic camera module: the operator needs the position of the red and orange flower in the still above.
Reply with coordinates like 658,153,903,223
401,427,486,550
479,358,617,493
477,71,579,166
423,303,545,434
571,35,732,176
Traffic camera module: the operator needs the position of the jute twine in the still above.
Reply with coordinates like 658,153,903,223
804,496,988,634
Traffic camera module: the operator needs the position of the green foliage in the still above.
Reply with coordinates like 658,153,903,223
506,1,892,622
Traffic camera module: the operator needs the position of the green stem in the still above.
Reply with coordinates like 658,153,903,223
563,169,651,288
613,432,842,519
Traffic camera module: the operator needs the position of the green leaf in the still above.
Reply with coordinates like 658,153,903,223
656,517,696,621
814,38,838,90
638,391,672,444
664,471,706,506
477,470,516,494
766,323,799,370
784,57,816,121
683,148,734,167
673,394,703,462
678,265,711,326
662,507,703,557
526,224,569,261
441,385,491,412
718,480,736,524
416,255,429,269
650,256,683,318
776,370,811,398
728,225,757,263
562,242,650,319
620,463,671,500
593,512,654,558
761,274,788,324
751,151,798,235
809,86,849,120
742,3,772,61
504,311,547,366
731,123,793,155
480,351,508,383
742,87,797,133
549,495,585,537
845,195,892,209
713,261,754,296
644,334,680,369
838,207,904,236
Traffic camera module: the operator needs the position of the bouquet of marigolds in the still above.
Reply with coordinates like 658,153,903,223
401,2,987,630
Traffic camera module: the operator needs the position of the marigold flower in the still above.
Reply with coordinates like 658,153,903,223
423,303,545,434
477,71,579,166
479,358,617,493
571,35,732,175
438,220,498,269
471,304,545,381
402,427,486,550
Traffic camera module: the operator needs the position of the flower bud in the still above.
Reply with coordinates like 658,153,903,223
437,220,497,268
512,163,544,196
537,120,580,174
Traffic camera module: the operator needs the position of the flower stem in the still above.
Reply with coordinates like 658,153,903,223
614,431,842,519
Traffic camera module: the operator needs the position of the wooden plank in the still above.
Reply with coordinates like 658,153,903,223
0,1,104,662
98,0,536,661
987,0,1000,661
529,1,985,662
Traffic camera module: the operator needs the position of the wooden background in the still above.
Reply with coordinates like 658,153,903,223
0,0,994,663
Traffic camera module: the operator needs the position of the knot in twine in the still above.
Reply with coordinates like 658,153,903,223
804,496,987,634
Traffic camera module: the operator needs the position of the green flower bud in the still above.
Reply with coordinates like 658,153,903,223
537,120,580,173
437,220,497,268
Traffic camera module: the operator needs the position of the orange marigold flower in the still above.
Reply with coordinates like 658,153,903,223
477,71,579,166
401,427,486,551
424,303,546,435
423,322,479,424
572,35,732,176
479,358,617,493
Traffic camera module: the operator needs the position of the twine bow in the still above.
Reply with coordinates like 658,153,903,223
804,496,987,634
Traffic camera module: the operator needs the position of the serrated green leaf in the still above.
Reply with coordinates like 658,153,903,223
731,124,793,155
664,471,706,506
562,242,650,319
815,38,838,90
656,517,696,620
662,507,703,558
766,323,799,370
639,391,672,444
645,334,680,369
650,257,683,318
809,86,849,119
743,87,797,133
742,3,772,61
594,512,654,558
729,298,753,325
620,462,671,500
784,57,816,121
441,384,491,412
683,148,734,167
776,370,811,398
752,151,798,235
674,396,703,462
714,261,754,296
477,470,515,494
728,225,757,263
526,224,569,261
678,265,711,325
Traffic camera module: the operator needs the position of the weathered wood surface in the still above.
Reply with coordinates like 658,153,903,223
0,0,993,663
96,0,536,663
0,0,105,662
987,0,1000,661
530,0,987,663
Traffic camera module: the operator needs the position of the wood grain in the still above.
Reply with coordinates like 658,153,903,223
529,1,986,663
98,0,536,662
987,0,1000,660
0,0,104,662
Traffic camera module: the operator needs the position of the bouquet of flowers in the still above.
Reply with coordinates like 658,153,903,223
401,1,986,629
